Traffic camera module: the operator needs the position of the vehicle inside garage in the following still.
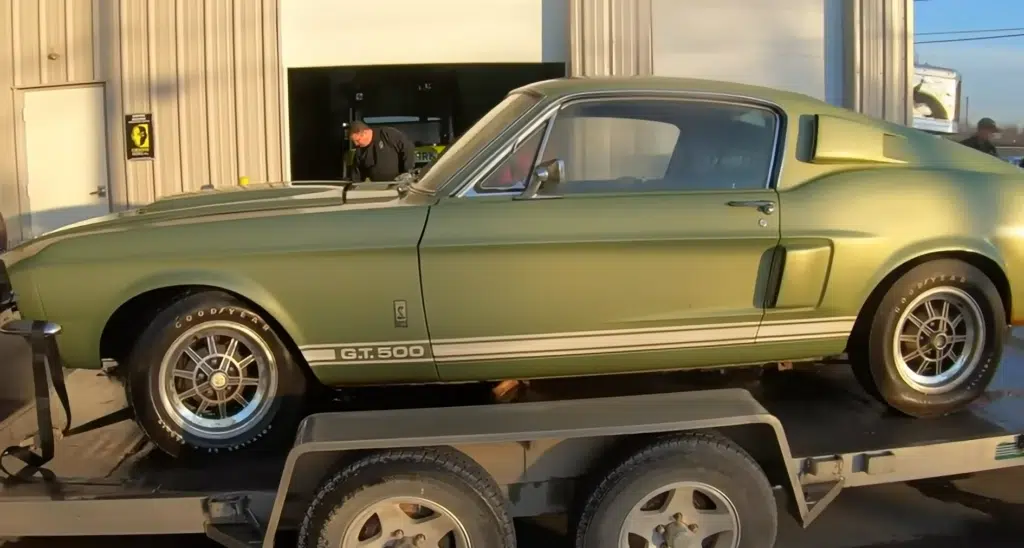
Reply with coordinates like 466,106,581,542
286,63,565,181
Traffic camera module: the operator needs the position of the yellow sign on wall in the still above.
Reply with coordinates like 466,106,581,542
125,113,154,160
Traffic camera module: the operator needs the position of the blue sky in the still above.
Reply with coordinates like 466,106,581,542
914,0,1024,127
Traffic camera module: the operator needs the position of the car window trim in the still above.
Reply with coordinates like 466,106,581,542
449,90,786,199
454,104,562,198
471,122,553,194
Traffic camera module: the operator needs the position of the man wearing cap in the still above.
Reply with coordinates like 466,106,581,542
959,118,1001,157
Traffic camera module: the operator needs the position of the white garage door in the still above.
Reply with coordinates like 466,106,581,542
651,0,840,102
281,0,569,68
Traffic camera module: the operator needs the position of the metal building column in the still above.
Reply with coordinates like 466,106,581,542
844,0,914,125
568,0,654,77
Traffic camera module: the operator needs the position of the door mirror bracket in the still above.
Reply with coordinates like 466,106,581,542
516,159,565,200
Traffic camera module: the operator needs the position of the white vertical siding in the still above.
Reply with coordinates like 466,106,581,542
1,0,99,242
837,0,914,124
566,0,654,184
568,0,654,77
0,0,284,243
104,0,285,208
568,0,912,124
0,3,21,241
850,0,913,124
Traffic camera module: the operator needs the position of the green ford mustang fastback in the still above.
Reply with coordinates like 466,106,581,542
2,76,1023,458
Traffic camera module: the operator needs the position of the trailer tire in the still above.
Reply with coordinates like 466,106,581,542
126,291,307,458
574,432,776,548
298,447,516,548
851,259,1005,418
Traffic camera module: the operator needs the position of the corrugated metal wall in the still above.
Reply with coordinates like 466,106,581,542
0,0,284,242
566,0,654,180
568,0,653,77
844,0,914,125
569,0,913,125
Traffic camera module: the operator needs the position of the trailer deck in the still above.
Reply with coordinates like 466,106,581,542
2,333,1024,546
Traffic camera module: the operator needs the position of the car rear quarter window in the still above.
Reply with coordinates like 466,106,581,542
539,98,779,194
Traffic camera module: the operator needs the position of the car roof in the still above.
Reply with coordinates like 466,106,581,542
514,76,818,106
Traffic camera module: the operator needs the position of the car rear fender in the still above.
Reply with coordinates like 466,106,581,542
855,237,1010,325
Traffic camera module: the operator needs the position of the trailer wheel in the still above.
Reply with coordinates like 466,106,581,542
574,433,776,548
298,447,516,548
126,291,307,458
851,259,1005,418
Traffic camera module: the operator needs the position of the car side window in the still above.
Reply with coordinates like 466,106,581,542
474,124,546,193
538,98,779,194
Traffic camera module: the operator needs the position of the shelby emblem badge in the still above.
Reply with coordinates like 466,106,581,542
393,300,408,328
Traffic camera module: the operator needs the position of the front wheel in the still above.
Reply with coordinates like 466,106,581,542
851,259,1005,418
126,291,308,458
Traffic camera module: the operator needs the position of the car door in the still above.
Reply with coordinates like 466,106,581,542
418,94,785,382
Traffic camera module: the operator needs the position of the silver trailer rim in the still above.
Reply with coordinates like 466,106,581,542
892,286,985,394
341,496,471,547
619,480,740,548
157,321,279,440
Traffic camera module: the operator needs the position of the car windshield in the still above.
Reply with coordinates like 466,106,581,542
412,92,540,194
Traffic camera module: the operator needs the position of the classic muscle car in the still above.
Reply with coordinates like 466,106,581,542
2,76,1023,458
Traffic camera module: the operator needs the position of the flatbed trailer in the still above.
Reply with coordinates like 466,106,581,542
1,323,1023,547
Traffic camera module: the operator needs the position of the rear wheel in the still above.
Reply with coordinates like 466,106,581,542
574,433,777,548
851,259,1005,417
126,291,308,458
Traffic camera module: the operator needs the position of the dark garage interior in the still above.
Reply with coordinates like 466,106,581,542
286,63,566,181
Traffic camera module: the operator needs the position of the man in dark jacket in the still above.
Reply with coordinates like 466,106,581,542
347,121,416,182
959,117,1001,157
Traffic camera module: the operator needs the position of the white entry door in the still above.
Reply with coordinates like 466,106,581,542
22,85,111,238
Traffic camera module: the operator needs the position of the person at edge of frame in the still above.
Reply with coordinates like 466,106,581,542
959,117,1001,157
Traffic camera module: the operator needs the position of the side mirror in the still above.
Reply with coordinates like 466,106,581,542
516,159,565,200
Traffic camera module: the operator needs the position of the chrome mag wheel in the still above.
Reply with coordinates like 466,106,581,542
156,321,279,441
620,481,740,548
892,286,985,394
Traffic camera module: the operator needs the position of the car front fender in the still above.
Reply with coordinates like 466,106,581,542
111,269,307,347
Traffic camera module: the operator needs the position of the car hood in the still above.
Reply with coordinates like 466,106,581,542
2,182,404,263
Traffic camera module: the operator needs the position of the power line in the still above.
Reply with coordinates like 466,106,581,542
917,27,1024,36
916,32,1024,44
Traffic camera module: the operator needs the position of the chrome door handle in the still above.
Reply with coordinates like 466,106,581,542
90,186,107,198
727,200,775,215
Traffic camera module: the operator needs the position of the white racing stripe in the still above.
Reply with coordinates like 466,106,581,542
300,348,337,362
299,317,856,365
755,318,857,341
432,325,758,359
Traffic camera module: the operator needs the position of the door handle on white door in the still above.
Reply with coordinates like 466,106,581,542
90,186,107,198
